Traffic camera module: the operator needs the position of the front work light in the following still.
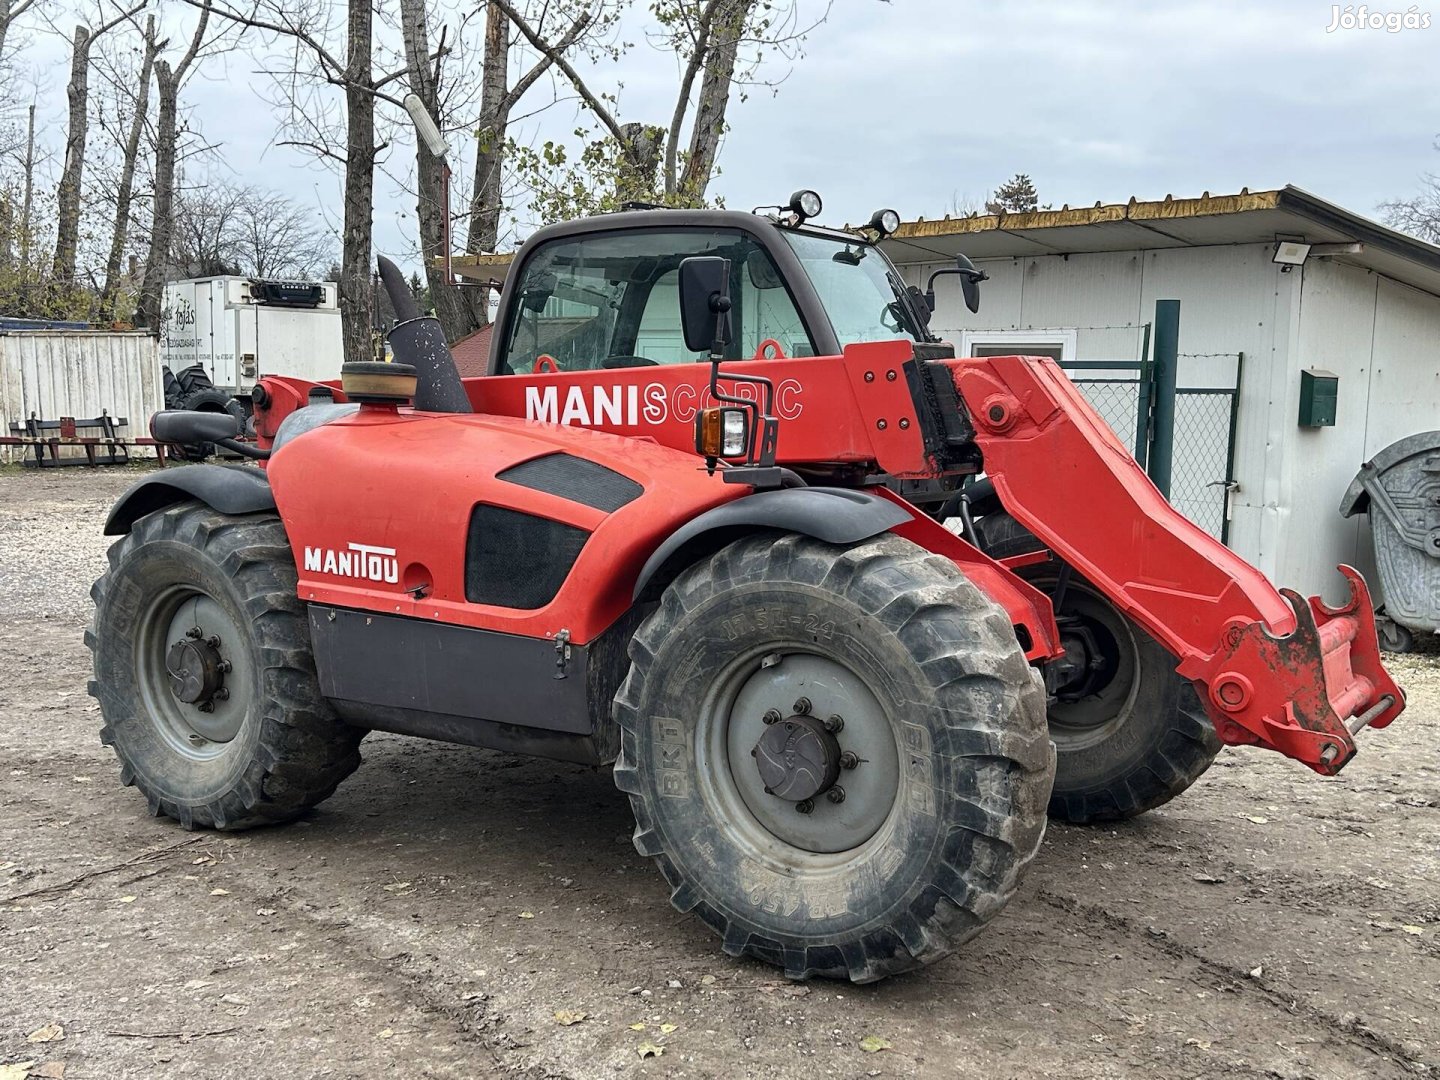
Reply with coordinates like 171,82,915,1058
696,406,750,458
869,208,901,237
789,189,823,222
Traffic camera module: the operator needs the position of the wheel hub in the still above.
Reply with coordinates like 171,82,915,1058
717,654,898,855
753,714,841,802
165,630,228,707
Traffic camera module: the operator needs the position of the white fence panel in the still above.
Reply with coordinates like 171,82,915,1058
0,331,163,463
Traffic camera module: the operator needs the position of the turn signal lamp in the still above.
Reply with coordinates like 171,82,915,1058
696,406,749,458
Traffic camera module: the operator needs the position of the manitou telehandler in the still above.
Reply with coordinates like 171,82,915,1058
90,191,1403,982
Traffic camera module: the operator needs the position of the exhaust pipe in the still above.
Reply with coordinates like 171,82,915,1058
376,255,471,414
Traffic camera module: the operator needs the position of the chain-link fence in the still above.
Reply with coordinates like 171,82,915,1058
1062,353,1242,543
1070,377,1143,455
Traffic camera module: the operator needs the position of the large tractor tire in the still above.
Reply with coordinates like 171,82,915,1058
972,511,1220,824
614,533,1054,982
160,366,247,460
86,503,364,830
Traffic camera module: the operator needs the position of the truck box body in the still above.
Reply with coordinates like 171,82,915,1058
159,277,343,395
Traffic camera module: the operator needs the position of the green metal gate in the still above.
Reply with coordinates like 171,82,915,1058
1059,318,1242,544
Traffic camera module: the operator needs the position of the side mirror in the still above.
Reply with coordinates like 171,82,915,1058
956,253,985,314
150,410,241,444
678,256,733,354
924,253,989,317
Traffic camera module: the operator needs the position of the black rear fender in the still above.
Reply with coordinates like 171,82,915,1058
104,464,276,536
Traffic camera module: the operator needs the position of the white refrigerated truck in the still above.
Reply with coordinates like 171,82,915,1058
158,277,344,413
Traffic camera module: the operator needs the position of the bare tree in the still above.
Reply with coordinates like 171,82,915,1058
164,179,329,279
1380,174,1440,244
97,11,158,321
398,0,597,341
469,2,595,254
135,1,211,330
495,0,828,217
397,0,477,340
0,0,38,61
52,0,145,289
230,186,332,277
194,0,416,362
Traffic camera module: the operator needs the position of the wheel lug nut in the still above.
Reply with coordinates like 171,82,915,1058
827,786,846,804
186,626,203,639
762,708,781,725
793,697,811,715
206,635,222,649
795,799,814,814
824,714,844,734
839,751,860,770
213,688,230,701
198,701,215,713
218,659,232,674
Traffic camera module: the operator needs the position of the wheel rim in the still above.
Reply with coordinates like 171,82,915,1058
700,651,901,859
135,586,253,761
1037,576,1139,751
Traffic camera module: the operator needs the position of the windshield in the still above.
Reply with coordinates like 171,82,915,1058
780,230,921,346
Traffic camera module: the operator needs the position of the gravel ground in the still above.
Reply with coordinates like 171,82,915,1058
1,466,1438,1080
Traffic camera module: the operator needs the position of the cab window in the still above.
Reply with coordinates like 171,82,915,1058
498,228,814,374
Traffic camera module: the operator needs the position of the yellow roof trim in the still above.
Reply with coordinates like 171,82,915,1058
893,189,1285,240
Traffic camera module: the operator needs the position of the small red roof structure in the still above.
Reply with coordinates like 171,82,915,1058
450,324,494,379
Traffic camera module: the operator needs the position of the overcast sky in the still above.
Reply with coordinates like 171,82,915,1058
17,0,1440,273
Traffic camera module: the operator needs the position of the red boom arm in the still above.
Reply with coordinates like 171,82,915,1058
951,354,1403,775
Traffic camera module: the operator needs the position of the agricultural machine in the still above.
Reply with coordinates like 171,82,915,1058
89,192,1403,982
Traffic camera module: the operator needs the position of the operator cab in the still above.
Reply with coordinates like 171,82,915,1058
487,190,986,379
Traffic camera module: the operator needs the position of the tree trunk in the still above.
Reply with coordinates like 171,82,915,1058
19,102,34,271
136,60,180,331
0,0,36,69
616,122,664,205
99,15,158,324
468,2,509,264
52,24,93,287
339,0,376,364
680,0,753,202
399,0,485,343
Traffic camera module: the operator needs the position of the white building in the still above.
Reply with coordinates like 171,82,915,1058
881,186,1440,602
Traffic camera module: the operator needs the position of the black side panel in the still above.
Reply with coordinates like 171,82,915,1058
310,606,593,735
104,464,275,535
326,700,609,765
632,486,913,601
498,453,643,513
466,506,590,608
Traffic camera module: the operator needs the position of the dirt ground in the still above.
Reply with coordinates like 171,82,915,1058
1,467,1437,1080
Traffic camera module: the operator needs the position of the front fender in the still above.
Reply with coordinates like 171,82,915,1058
104,464,276,535
632,486,910,601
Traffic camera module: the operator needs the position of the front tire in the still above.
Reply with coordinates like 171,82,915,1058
86,502,364,829
972,511,1220,824
613,533,1053,982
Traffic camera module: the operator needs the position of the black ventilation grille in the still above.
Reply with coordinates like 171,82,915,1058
466,505,590,609
497,453,643,513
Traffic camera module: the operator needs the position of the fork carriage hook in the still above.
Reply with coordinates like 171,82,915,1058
752,339,787,361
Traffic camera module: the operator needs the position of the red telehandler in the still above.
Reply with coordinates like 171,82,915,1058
90,193,1403,982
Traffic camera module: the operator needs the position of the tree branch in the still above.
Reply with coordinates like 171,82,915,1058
93,0,148,43
664,0,719,195
490,0,627,146
500,9,592,114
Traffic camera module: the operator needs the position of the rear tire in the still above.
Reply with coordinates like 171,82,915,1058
973,511,1220,824
613,533,1054,982
86,502,363,830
